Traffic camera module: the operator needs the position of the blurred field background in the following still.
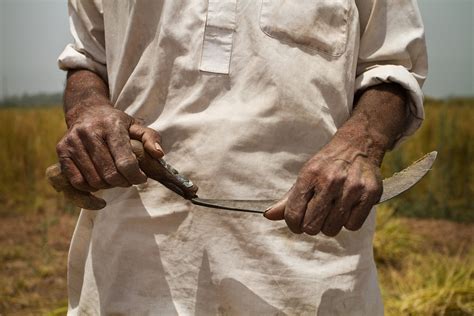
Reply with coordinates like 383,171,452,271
0,99,473,315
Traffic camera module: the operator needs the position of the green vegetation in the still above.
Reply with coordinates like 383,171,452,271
1,98,471,221
375,206,474,316
382,98,474,222
0,100,472,314
0,106,68,216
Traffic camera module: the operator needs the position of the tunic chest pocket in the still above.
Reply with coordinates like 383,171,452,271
259,0,351,56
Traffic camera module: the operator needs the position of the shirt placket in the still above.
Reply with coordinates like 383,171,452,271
199,0,237,75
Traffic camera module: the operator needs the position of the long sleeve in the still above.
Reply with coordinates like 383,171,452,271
355,0,428,144
57,0,107,81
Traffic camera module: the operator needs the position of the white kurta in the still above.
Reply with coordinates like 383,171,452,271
58,0,427,314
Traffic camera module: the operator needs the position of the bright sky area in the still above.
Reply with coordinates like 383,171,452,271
0,0,472,100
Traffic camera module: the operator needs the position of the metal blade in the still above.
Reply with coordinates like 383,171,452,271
192,198,277,214
191,151,437,214
379,151,437,203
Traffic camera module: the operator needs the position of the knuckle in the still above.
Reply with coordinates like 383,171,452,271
115,158,146,184
301,163,320,177
115,158,138,171
73,125,88,138
105,117,121,129
58,159,71,172
81,121,95,131
294,177,311,192
329,172,345,185
104,171,127,186
365,182,382,197
56,141,66,155
70,176,86,188
79,124,101,139
103,171,119,183
284,210,302,227
152,130,162,142
347,180,364,193
64,132,79,147
145,127,161,139
315,171,329,183
111,113,131,127
88,176,106,189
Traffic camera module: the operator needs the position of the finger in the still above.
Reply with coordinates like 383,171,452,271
344,177,382,231
59,156,97,192
129,124,164,160
321,187,361,237
82,135,131,187
264,187,293,220
301,188,335,235
284,182,314,234
66,136,109,190
264,198,286,220
107,128,147,185
321,172,363,237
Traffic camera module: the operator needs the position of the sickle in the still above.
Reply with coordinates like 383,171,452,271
46,140,437,212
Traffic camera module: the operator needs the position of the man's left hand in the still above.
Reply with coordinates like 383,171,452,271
264,136,383,237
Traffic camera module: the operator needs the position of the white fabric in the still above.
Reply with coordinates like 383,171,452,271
200,0,237,74
58,0,427,314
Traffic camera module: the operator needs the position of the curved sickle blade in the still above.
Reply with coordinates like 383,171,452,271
379,151,437,203
191,151,438,214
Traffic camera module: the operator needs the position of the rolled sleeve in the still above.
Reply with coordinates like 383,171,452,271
58,0,107,81
355,0,428,145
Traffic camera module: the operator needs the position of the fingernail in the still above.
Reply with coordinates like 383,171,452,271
155,142,165,155
263,207,272,217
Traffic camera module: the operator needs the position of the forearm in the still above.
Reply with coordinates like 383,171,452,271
334,83,409,165
63,69,112,127
57,69,164,192
265,83,410,234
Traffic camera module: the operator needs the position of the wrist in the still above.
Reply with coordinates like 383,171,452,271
65,96,113,128
333,119,388,166
64,69,112,128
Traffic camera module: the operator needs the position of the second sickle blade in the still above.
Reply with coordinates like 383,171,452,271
46,140,437,212
189,151,437,213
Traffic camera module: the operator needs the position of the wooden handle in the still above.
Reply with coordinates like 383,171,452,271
46,140,198,210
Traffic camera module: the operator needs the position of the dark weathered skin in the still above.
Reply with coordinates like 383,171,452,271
56,69,165,193
56,68,410,237
264,83,410,237
47,140,198,210
46,148,436,211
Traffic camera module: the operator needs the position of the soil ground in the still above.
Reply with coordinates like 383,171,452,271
0,209,472,315
0,209,76,315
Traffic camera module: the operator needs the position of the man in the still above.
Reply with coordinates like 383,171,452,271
57,0,427,314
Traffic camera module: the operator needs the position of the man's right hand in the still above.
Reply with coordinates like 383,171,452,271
56,69,164,192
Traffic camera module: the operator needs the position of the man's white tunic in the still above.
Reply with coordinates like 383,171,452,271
59,0,427,314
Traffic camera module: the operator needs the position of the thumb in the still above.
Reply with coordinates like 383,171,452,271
263,185,294,221
129,124,165,160
263,198,286,221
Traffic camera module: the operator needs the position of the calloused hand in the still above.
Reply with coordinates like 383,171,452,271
264,137,383,236
56,104,164,192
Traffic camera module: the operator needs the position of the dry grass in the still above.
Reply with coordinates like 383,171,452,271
1,99,471,220
0,103,472,314
382,98,474,222
0,106,68,216
0,209,76,314
375,206,474,316
382,252,474,315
